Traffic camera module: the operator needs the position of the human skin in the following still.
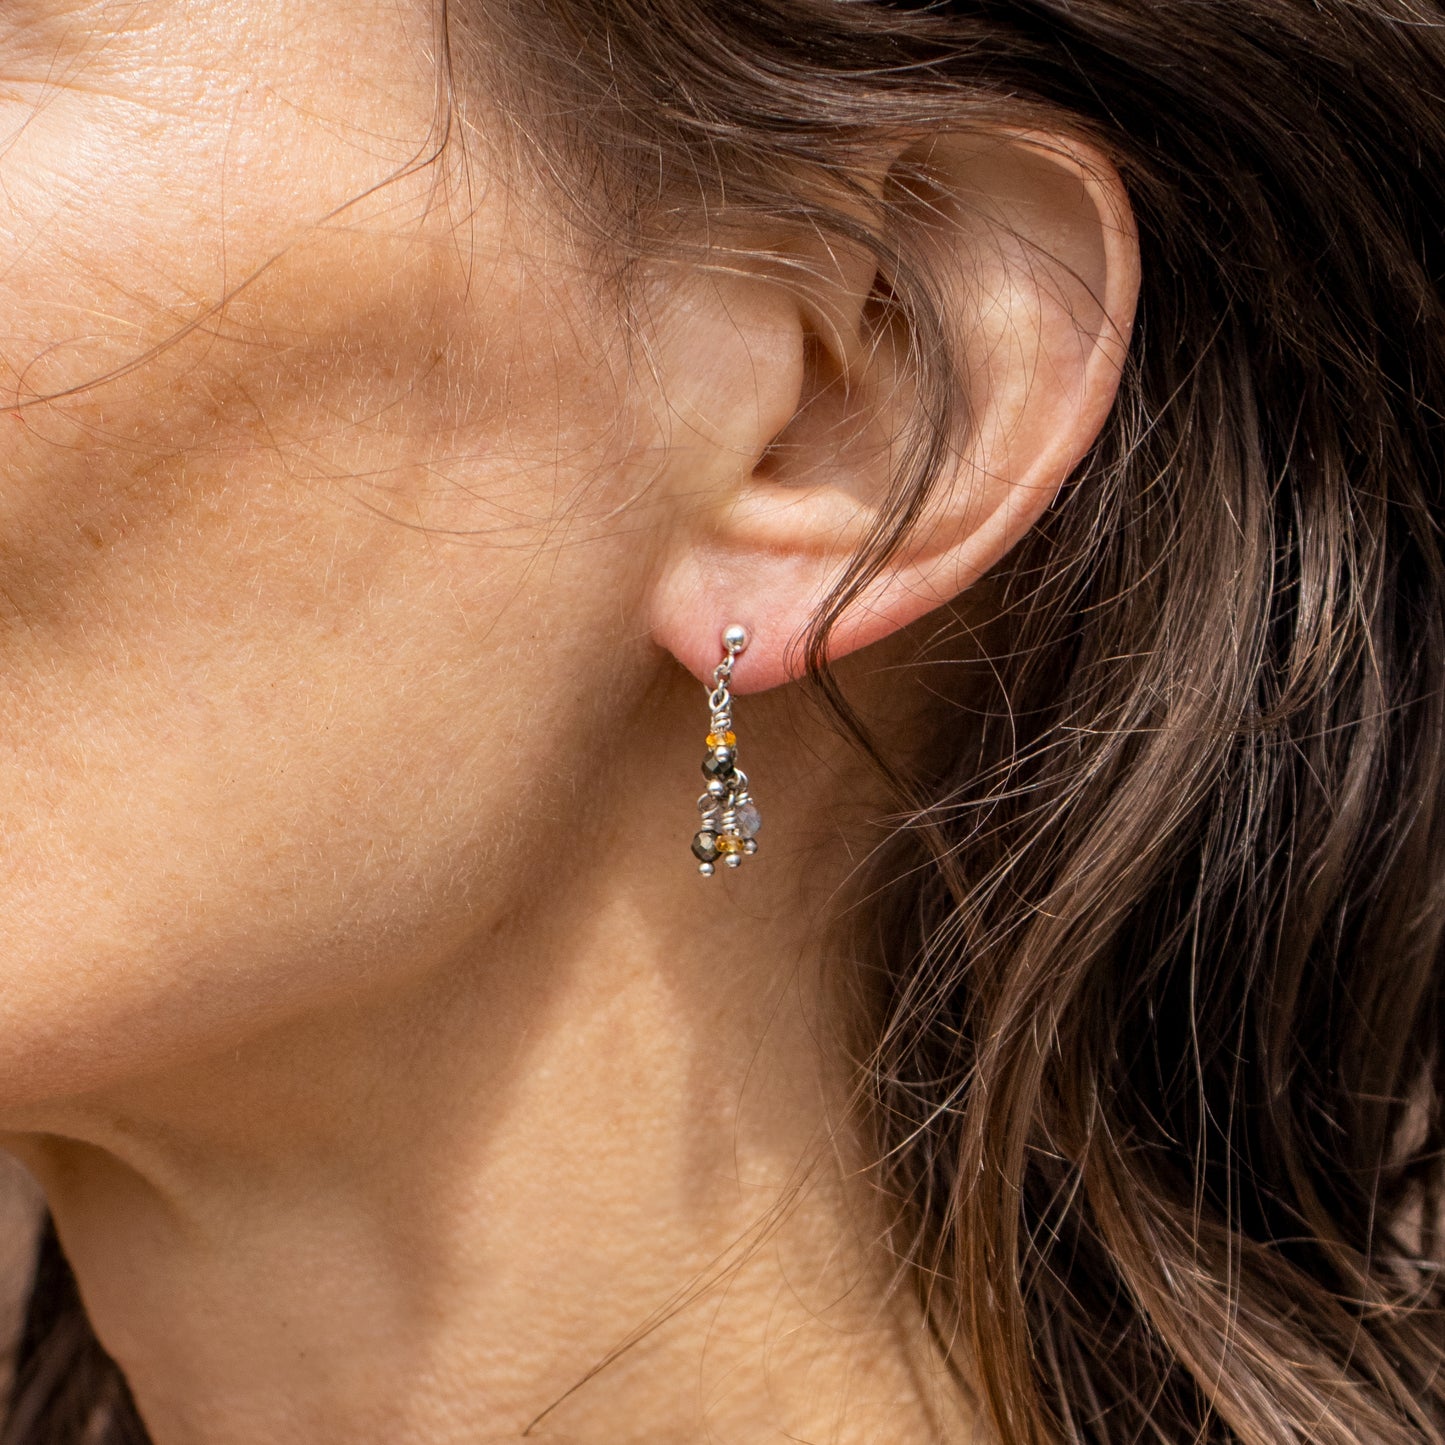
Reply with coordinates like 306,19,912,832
0,1,1137,1441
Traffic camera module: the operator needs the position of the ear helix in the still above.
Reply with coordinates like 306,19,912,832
691,624,762,876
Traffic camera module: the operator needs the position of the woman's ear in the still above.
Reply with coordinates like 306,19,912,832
643,127,1140,692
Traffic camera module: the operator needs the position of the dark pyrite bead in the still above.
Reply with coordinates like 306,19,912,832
701,752,735,781
691,830,719,862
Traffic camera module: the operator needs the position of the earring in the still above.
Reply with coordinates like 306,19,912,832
691,624,761,876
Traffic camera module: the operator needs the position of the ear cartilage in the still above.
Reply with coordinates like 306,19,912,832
691,625,761,876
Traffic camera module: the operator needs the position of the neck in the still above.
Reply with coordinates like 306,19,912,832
6,830,970,1443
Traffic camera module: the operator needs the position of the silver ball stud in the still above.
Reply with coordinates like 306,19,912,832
699,861,715,877
725,852,743,868
722,623,749,654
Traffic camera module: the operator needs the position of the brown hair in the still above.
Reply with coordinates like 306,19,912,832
8,1,1445,1441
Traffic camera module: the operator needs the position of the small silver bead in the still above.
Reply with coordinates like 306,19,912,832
698,861,715,877
724,852,743,868
706,779,727,799
744,838,758,855
722,623,749,654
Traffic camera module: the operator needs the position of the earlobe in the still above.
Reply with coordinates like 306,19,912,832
646,127,1140,694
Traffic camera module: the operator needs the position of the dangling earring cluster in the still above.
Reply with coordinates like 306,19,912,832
691,624,761,876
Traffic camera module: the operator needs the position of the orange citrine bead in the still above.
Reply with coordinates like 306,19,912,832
717,835,745,855
706,730,737,748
